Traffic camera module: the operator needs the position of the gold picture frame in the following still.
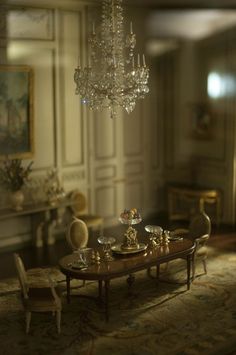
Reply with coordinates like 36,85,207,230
0,65,34,159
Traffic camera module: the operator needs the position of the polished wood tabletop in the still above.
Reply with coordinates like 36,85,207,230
59,239,195,281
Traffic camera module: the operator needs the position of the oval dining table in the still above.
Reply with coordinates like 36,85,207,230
59,239,195,321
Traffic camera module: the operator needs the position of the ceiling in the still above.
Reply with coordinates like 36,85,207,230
147,9,236,40
125,1,236,56
4,0,236,42
124,0,236,8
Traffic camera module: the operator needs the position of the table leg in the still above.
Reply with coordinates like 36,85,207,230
199,197,205,213
31,212,47,247
104,280,110,321
186,254,192,290
127,274,135,288
66,275,71,303
192,252,196,281
156,264,160,280
98,280,103,300
216,196,221,228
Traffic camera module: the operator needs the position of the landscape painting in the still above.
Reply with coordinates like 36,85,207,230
0,66,34,159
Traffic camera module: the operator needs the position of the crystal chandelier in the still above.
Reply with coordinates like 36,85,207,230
74,0,149,118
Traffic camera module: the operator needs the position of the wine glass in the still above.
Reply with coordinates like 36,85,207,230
74,247,91,266
97,236,116,261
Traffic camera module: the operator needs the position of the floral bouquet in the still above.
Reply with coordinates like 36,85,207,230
0,158,33,192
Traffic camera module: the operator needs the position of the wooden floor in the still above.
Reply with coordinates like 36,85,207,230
1,214,235,280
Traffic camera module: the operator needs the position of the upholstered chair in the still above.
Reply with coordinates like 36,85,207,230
171,211,211,279
65,217,91,288
69,190,104,235
14,253,62,334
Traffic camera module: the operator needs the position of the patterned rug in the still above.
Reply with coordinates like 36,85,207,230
0,238,236,355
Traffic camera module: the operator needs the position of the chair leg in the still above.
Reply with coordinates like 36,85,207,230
163,262,169,271
26,311,31,334
56,310,61,334
192,259,195,281
127,274,135,288
202,259,207,274
147,267,151,277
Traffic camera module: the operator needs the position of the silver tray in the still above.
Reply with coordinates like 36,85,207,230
168,235,183,241
111,242,147,255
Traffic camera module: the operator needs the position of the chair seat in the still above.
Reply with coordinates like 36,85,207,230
23,287,61,312
27,268,54,288
196,246,208,257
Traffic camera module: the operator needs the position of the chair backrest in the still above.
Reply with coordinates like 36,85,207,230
70,190,87,215
189,212,211,240
66,217,89,250
13,253,28,299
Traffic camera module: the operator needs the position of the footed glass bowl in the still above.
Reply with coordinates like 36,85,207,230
97,236,116,261
119,217,142,225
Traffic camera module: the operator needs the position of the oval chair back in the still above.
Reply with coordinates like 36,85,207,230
189,211,211,240
66,217,89,251
69,190,104,235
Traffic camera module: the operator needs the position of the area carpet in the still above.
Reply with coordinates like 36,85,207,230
0,236,236,355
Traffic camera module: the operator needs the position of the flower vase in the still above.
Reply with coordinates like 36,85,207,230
10,190,24,211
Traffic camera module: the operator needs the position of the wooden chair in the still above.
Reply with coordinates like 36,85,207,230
69,190,104,236
14,253,62,334
171,211,211,279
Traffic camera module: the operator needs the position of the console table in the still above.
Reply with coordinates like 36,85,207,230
0,197,75,247
168,185,221,226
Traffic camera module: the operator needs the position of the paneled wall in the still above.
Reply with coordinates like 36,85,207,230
0,8,58,248
0,2,161,250
156,28,236,224
0,5,90,248
197,29,236,223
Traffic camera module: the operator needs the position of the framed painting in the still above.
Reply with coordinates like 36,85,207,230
0,65,34,159
189,102,213,140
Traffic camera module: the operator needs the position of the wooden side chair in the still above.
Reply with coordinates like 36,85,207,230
65,217,90,288
171,211,211,279
188,211,211,279
14,253,62,334
69,190,104,236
